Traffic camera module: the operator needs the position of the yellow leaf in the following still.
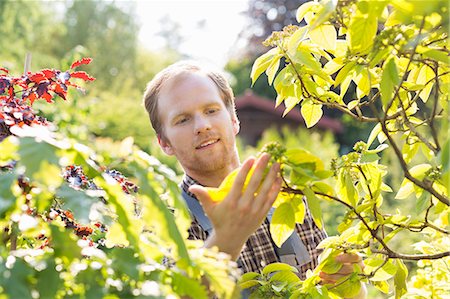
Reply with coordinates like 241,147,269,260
296,2,319,23
283,96,301,117
395,179,414,199
348,14,378,53
251,48,281,85
105,222,130,248
301,100,323,128
416,65,435,102
270,202,295,247
266,55,282,85
309,24,337,50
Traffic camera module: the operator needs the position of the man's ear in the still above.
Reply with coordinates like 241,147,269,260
158,134,174,155
232,115,240,135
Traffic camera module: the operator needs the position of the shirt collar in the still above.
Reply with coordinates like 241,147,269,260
181,174,201,198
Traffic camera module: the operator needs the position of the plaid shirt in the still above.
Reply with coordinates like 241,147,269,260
181,175,328,279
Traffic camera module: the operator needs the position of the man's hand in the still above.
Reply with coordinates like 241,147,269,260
189,153,282,260
319,253,367,299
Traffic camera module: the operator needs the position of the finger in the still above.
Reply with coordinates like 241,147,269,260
241,153,270,202
319,271,349,282
335,253,362,264
334,263,354,275
258,164,281,211
189,185,214,212
224,157,255,205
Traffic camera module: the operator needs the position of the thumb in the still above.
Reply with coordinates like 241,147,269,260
189,184,214,211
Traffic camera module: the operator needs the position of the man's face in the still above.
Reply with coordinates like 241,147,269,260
157,72,240,176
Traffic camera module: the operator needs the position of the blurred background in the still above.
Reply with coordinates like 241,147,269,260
1,0,389,237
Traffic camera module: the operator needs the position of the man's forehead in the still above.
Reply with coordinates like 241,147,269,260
163,71,216,91
158,72,222,117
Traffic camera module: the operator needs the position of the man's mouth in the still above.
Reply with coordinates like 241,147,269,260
196,139,220,149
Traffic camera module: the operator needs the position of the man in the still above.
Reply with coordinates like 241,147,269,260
143,61,365,298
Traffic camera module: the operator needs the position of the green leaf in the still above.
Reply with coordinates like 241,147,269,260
239,279,261,289
251,48,281,85
422,49,449,64
36,259,62,299
269,270,301,283
309,24,337,50
415,191,430,214
4,258,33,299
304,187,323,229
262,262,298,275
18,137,59,179
301,101,323,128
97,176,141,251
0,172,16,217
348,14,378,53
50,224,82,261
171,272,208,299
393,260,408,299
240,272,261,283
438,138,449,172
110,247,140,280
270,202,295,247
56,185,99,224
380,57,400,107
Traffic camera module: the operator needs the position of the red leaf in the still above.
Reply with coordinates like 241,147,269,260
70,71,95,81
70,58,93,69
42,92,53,103
0,68,8,74
54,84,67,100
41,69,55,79
26,92,38,105
28,72,48,84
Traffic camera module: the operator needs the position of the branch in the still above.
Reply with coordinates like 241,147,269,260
378,118,450,206
282,186,450,261
371,249,450,261
383,17,426,120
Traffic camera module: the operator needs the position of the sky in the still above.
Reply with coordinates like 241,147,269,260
136,0,249,67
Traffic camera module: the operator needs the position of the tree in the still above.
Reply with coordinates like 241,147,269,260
242,0,449,297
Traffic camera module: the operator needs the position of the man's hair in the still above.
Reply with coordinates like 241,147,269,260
143,61,236,136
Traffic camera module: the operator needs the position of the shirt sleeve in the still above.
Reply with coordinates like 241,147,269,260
294,197,328,279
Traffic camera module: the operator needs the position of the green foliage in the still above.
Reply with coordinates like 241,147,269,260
0,60,240,298
248,0,450,297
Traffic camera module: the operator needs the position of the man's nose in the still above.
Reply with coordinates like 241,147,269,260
194,114,211,134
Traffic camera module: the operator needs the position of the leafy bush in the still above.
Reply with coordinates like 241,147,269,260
0,59,239,298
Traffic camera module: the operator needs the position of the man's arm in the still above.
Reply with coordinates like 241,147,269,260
189,153,281,260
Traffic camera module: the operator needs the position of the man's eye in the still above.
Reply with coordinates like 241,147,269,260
176,117,188,125
206,108,218,114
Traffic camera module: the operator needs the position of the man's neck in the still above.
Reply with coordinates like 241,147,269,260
185,156,240,188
